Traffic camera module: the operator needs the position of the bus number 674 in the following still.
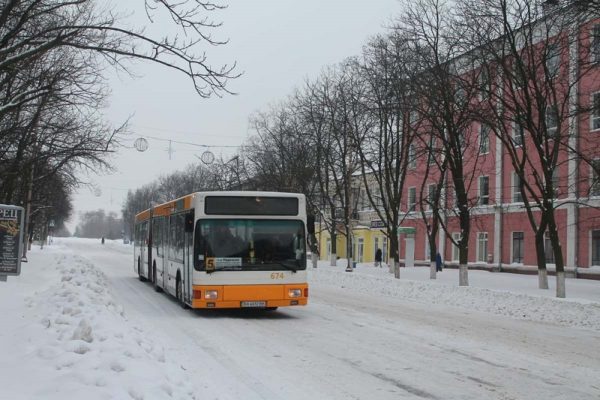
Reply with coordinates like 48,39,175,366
270,272,284,280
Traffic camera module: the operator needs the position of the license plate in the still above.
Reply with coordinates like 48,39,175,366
241,301,266,308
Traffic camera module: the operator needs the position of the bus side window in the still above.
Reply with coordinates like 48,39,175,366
193,222,205,270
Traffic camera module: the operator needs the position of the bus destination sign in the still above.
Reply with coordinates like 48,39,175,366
0,205,24,280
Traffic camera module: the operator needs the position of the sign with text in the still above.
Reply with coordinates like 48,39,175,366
0,205,24,278
370,220,385,229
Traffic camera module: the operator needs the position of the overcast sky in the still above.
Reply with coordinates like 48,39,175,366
68,0,403,232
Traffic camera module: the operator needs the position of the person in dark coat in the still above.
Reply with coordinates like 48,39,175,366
435,252,443,272
375,248,383,267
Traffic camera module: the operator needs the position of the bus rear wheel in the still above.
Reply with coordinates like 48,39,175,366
153,263,162,293
138,258,146,282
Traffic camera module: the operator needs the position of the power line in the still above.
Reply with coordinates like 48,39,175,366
133,133,243,149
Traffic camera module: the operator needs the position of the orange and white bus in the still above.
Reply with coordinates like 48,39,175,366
133,191,310,310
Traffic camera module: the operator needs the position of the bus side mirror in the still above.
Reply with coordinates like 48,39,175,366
185,213,194,233
307,215,315,235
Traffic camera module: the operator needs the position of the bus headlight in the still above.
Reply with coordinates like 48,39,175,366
205,290,218,299
288,289,302,298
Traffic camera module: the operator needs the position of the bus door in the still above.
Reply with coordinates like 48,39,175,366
140,220,149,278
152,216,166,288
184,212,194,303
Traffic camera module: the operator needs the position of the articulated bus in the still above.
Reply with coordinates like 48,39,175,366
133,191,310,310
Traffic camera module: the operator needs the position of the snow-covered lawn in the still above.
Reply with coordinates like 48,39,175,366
1,238,599,400
0,241,200,399
310,260,600,331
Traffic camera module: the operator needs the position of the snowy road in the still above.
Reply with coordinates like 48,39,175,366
5,240,600,400
59,239,600,400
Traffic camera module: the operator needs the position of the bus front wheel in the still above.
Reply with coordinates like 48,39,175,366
176,274,188,309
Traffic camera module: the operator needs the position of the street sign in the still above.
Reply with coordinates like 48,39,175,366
0,205,24,280
397,227,416,234
370,220,385,228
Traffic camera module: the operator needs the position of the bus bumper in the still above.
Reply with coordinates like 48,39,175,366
190,283,308,309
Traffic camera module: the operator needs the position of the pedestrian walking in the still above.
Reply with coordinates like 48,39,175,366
375,248,383,268
435,252,443,272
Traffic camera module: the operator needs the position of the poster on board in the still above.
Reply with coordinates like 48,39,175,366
0,205,24,280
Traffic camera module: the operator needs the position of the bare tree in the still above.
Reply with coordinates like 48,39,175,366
397,0,486,286
297,65,362,270
351,33,418,278
458,0,600,297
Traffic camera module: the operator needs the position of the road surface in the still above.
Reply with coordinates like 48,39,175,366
67,240,600,400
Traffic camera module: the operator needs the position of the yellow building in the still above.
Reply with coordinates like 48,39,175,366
316,222,390,264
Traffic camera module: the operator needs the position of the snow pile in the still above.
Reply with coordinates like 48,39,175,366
310,264,600,331
25,251,199,400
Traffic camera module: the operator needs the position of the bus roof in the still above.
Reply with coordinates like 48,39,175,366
134,191,305,222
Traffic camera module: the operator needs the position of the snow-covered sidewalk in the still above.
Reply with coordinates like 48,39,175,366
309,260,600,331
0,243,201,400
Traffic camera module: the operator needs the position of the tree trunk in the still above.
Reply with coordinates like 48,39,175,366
390,229,400,277
548,218,566,298
430,260,437,279
21,167,34,261
330,230,337,266
459,264,468,286
345,226,353,272
534,232,549,289
556,271,566,298
311,252,317,268
538,269,548,290
459,244,469,286
330,253,337,267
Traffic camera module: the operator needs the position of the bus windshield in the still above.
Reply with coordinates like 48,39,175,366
194,219,306,272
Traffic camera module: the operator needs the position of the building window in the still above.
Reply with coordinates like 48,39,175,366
592,230,600,266
551,168,559,198
452,232,461,262
408,187,416,212
478,67,491,100
477,232,488,262
410,110,419,125
544,233,555,264
356,238,364,263
479,176,489,205
591,24,600,63
408,144,417,169
512,113,525,146
428,136,437,165
512,232,524,263
546,43,560,77
591,92,600,131
427,183,437,210
479,124,490,154
591,160,600,196
546,105,558,138
512,58,527,89
513,172,523,202
459,131,466,147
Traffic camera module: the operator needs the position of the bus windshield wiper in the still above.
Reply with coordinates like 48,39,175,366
273,261,298,273
205,266,242,274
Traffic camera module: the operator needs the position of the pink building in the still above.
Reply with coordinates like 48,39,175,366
392,16,600,271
